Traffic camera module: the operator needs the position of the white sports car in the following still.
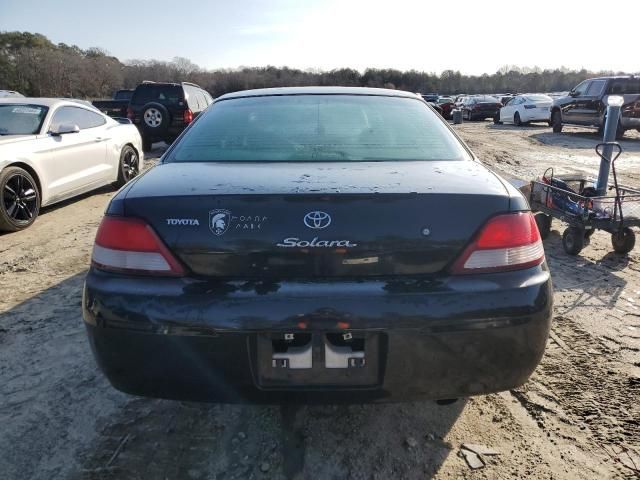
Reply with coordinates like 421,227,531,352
496,94,553,126
0,98,143,231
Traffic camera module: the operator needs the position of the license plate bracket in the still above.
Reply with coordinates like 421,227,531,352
254,331,384,388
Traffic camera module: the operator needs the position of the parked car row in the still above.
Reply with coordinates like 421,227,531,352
450,76,640,138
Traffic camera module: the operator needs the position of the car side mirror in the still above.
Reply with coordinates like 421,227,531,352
50,123,80,136
569,90,579,98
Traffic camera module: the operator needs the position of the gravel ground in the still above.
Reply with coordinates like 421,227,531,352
1,126,639,480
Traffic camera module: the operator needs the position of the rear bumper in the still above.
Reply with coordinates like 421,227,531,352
522,109,551,122
83,265,553,403
470,110,499,118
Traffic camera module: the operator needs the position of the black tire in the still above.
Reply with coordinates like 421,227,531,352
562,227,585,255
0,166,41,232
534,212,552,240
552,110,563,133
599,117,625,139
514,112,522,127
114,145,140,188
142,136,153,152
611,227,635,254
141,102,170,135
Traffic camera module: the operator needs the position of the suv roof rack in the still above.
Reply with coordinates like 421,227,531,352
182,81,202,89
141,80,156,84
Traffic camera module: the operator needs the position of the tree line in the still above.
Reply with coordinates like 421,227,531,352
1,31,636,99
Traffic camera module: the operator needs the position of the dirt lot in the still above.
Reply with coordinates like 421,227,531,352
1,125,639,480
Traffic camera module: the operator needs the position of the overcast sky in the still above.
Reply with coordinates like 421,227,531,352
1,0,638,75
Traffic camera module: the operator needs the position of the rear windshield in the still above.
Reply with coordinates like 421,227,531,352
0,104,48,135
167,95,468,162
525,95,552,102
131,85,183,105
608,79,640,94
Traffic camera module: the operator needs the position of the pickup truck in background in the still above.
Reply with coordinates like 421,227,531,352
92,89,134,118
551,76,640,139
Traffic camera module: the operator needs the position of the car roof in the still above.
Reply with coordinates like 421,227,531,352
588,76,636,81
0,97,81,108
0,97,108,114
216,86,421,101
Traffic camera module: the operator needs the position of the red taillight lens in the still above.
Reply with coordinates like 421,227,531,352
450,212,544,275
126,106,134,120
92,217,185,276
183,108,193,124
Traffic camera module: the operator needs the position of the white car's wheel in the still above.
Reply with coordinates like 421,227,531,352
0,166,41,232
514,112,522,127
114,145,140,187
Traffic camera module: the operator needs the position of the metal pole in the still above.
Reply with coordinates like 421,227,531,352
596,100,623,195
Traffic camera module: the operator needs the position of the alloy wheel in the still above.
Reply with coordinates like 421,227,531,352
3,173,38,221
122,150,139,182
144,108,163,128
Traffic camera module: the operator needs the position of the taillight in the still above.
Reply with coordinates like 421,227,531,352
183,108,193,124
450,212,544,275
92,217,185,276
127,106,134,120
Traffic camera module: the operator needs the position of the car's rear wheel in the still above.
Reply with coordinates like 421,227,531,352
611,227,635,254
114,145,140,187
514,112,522,126
0,166,41,232
562,227,584,255
552,110,563,133
534,212,552,240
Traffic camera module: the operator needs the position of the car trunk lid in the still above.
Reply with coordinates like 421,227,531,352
123,161,510,278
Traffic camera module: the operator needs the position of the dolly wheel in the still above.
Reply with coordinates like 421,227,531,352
611,228,636,254
534,213,552,240
562,227,585,255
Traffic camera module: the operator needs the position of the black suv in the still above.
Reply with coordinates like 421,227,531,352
551,76,640,139
127,81,213,151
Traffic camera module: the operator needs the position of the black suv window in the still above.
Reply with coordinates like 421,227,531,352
131,84,184,105
586,80,606,96
608,78,640,94
50,106,105,130
572,81,590,96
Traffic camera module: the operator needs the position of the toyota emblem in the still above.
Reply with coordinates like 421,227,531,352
303,211,332,229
